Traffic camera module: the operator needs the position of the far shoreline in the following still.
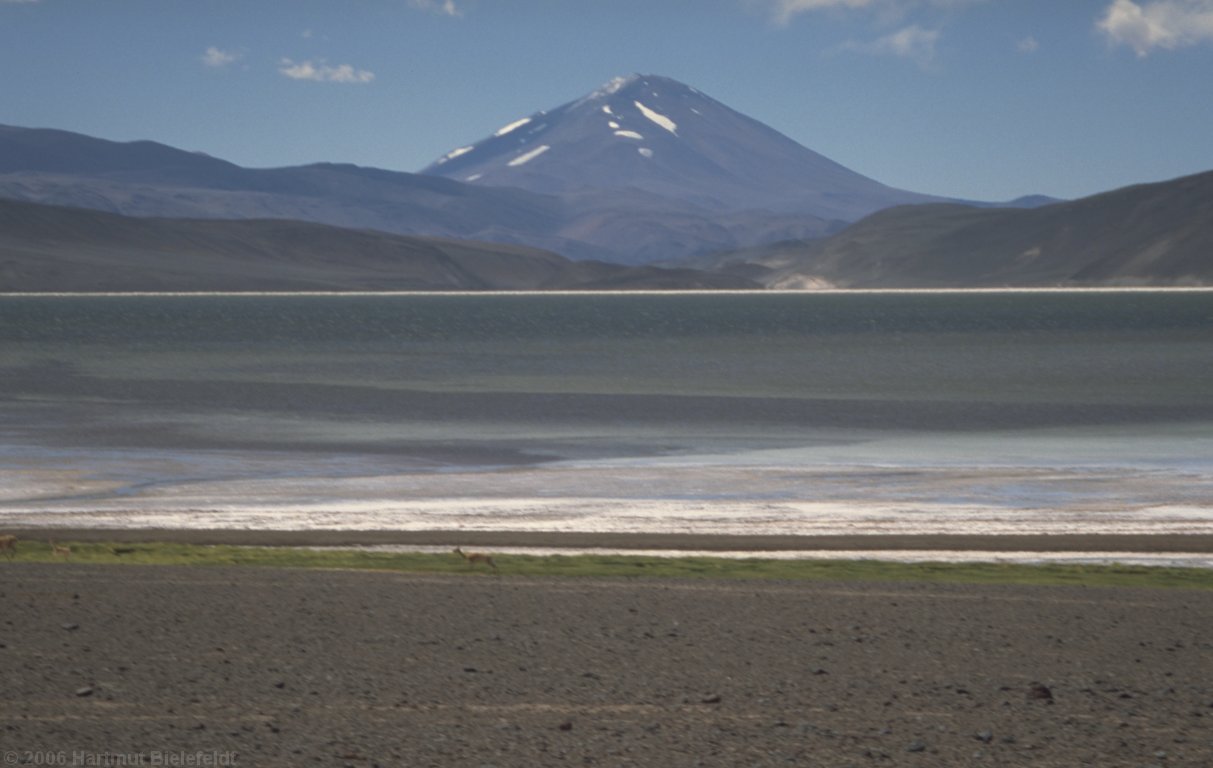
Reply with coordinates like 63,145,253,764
8,527,1213,554
3,286,1213,297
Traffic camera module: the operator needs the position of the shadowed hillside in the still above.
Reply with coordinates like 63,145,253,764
718,170,1213,288
0,199,758,292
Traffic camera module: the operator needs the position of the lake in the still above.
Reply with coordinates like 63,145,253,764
2,290,1213,550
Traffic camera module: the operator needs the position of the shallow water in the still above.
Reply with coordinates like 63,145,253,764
2,291,1212,554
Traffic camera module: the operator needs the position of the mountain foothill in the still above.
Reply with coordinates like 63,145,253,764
0,75,1209,291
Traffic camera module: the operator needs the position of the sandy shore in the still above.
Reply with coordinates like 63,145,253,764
3,563,1211,767
8,527,1213,553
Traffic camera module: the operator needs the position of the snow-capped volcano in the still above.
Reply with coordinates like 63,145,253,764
422,74,938,220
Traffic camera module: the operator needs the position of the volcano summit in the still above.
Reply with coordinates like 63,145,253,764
423,74,939,221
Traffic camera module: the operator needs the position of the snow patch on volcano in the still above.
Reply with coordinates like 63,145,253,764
436,146,475,165
495,117,533,137
634,101,677,135
507,144,550,167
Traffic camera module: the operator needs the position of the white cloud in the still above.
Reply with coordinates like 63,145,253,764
1098,0,1213,56
838,24,941,65
278,58,375,84
408,0,462,16
1017,35,1039,53
201,46,241,68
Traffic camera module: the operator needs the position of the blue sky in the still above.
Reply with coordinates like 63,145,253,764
2,0,1211,202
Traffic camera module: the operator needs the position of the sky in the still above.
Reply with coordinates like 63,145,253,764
1,0,1211,202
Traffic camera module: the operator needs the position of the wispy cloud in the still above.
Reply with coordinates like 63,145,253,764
278,58,375,84
836,24,941,65
1098,0,1213,56
408,0,462,17
756,0,981,26
763,0,874,26
1017,35,1039,53
201,47,242,68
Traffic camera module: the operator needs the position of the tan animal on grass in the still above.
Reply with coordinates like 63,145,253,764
453,546,497,570
0,534,15,561
50,540,71,560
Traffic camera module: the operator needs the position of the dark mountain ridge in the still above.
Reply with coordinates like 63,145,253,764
0,123,568,234
0,198,758,292
718,169,1213,288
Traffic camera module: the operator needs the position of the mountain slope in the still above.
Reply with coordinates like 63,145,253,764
723,170,1213,288
0,122,836,263
0,124,570,242
0,198,758,292
423,74,942,221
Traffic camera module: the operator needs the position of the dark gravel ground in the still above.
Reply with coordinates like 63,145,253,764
2,564,1211,767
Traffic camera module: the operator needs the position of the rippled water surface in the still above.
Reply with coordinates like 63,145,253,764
3,291,1212,543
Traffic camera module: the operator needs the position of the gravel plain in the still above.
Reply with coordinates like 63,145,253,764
3,563,1212,767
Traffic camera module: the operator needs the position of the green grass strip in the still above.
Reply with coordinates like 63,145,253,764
9,540,1213,590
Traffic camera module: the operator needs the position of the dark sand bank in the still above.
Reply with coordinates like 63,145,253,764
4,564,1212,766
9,527,1213,553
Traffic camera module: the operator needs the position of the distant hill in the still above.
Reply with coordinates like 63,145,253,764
1,65,1058,268
0,199,758,292
0,123,569,240
715,170,1213,288
0,121,844,264
0,69,984,267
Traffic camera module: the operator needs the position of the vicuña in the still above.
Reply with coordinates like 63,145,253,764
453,546,497,570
